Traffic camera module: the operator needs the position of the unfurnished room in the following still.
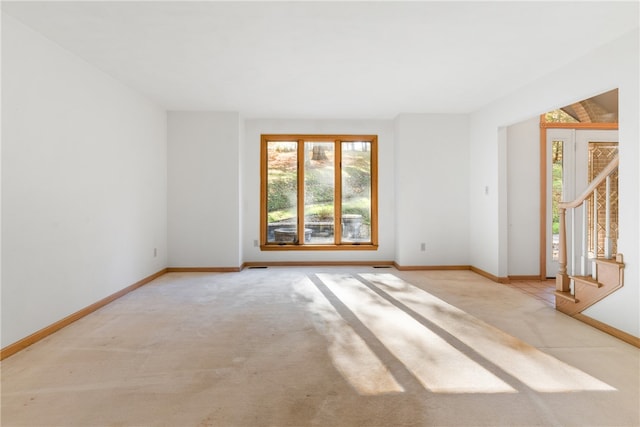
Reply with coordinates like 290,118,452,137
1,1,639,426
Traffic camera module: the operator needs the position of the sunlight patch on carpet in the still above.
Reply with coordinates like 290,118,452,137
360,273,616,393
294,277,404,396
317,273,516,394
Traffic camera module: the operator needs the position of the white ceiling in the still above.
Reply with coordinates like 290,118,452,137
2,1,638,118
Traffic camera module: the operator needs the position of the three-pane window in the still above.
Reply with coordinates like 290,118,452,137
260,135,378,250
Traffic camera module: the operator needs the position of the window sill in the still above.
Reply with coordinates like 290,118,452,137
260,244,379,251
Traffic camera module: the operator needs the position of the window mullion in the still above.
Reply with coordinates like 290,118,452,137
370,137,378,245
334,139,342,244
297,139,305,245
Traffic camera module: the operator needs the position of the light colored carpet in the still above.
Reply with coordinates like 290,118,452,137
2,267,639,426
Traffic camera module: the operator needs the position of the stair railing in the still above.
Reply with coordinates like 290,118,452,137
556,155,619,293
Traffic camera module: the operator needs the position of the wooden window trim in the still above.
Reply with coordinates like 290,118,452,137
260,134,378,251
540,121,618,130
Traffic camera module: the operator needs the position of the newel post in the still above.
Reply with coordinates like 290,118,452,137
556,207,571,292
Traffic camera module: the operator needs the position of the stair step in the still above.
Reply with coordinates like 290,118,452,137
571,275,602,288
595,257,625,268
555,291,578,302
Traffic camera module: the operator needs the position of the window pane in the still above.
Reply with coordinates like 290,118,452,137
341,141,371,243
304,142,335,244
552,140,563,261
261,134,377,250
267,141,298,243
588,142,619,257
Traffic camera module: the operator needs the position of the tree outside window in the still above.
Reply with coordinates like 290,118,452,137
260,135,378,250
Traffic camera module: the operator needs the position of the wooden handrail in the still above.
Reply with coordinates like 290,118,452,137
559,155,619,209
556,155,619,292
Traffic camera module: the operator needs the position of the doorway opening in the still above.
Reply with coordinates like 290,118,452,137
540,89,619,279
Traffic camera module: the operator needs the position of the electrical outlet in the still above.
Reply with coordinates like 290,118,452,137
253,239,259,247
154,248,157,257
420,243,426,251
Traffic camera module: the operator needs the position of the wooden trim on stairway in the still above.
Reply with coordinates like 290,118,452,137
573,313,640,348
558,155,619,210
538,117,619,281
0,269,168,361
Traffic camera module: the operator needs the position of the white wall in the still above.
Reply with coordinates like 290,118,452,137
394,114,470,267
242,119,395,263
1,15,167,347
238,116,246,264
506,117,540,276
167,112,241,268
469,29,639,336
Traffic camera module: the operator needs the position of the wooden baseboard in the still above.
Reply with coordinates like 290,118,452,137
387,263,510,285
470,266,510,284
166,267,241,273
509,275,546,281
573,313,640,348
0,268,168,361
392,263,471,271
242,261,395,269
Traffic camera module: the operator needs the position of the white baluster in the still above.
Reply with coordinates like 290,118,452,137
557,207,570,293
605,175,612,259
571,208,576,294
581,203,587,276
